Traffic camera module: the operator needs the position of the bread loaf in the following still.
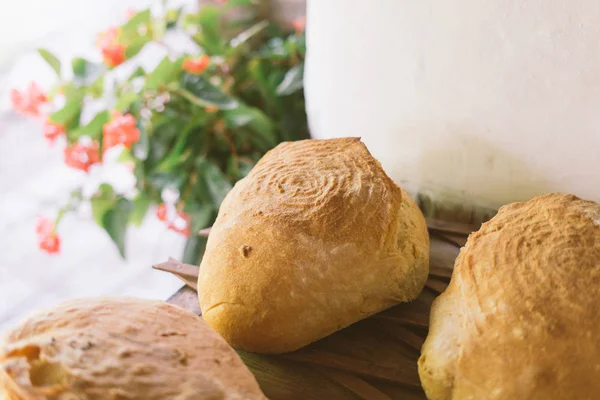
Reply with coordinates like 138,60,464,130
0,297,265,400
419,193,600,400
198,138,430,353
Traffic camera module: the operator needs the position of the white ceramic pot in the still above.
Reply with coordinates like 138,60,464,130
305,0,600,213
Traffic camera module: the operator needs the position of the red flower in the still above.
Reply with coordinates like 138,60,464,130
103,112,141,151
97,26,126,67
36,217,53,237
36,218,60,254
64,142,100,172
39,233,61,254
183,55,210,74
103,45,126,67
292,16,306,34
156,203,168,221
97,26,119,48
10,82,47,117
43,121,65,145
168,211,191,237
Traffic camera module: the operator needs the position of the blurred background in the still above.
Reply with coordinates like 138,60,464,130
0,0,307,330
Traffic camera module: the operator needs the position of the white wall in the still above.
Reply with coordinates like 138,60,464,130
305,0,600,210
0,0,151,63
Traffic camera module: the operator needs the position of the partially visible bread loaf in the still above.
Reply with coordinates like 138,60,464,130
0,297,265,400
198,138,430,353
419,193,600,400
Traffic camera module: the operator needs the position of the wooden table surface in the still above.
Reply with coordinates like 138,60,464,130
167,220,471,400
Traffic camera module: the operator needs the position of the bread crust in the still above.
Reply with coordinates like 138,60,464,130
198,138,430,353
419,193,600,400
0,297,265,400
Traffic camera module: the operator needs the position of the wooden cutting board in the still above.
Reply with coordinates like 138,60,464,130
164,219,473,400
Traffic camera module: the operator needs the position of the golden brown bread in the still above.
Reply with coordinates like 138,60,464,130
419,193,600,400
0,297,265,400
198,138,430,353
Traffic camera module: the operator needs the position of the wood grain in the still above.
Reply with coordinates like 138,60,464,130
166,229,461,399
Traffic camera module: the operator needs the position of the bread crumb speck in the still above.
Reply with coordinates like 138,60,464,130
240,245,252,258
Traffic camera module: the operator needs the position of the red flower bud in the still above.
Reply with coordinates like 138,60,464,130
183,55,210,75
292,16,306,35
156,203,168,221
11,82,47,117
43,121,65,145
36,217,54,237
168,211,191,237
102,44,126,67
103,112,141,151
97,26,126,67
64,142,100,172
36,218,60,254
39,233,61,254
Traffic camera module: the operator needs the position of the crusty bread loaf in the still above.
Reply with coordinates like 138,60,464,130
419,193,600,400
0,297,265,400
198,138,430,353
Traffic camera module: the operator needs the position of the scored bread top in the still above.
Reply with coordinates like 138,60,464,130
0,297,265,400
199,138,429,353
419,193,600,400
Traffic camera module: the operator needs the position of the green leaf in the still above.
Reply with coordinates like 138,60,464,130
276,63,304,95
117,148,137,163
115,92,139,112
134,120,150,161
286,34,306,57
145,56,183,90
120,9,151,43
179,74,238,109
225,0,253,7
182,235,208,265
72,58,104,85
91,184,116,226
125,36,151,58
197,6,223,53
226,156,255,180
197,5,220,31
102,198,132,258
88,75,105,98
71,58,87,78
230,20,269,49
130,193,151,226
184,205,214,230
238,158,255,178
181,206,215,264
69,111,109,141
126,9,152,27
90,183,132,257
260,37,289,59
247,59,277,111
148,172,185,193
155,120,198,173
225,106,277,149
49,94,83,129
199,159,233,205
62,82,85,99
128,66,146,80
38,49,61,76
165,8,183,29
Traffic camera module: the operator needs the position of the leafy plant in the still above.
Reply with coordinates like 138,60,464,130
13,2,308,263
